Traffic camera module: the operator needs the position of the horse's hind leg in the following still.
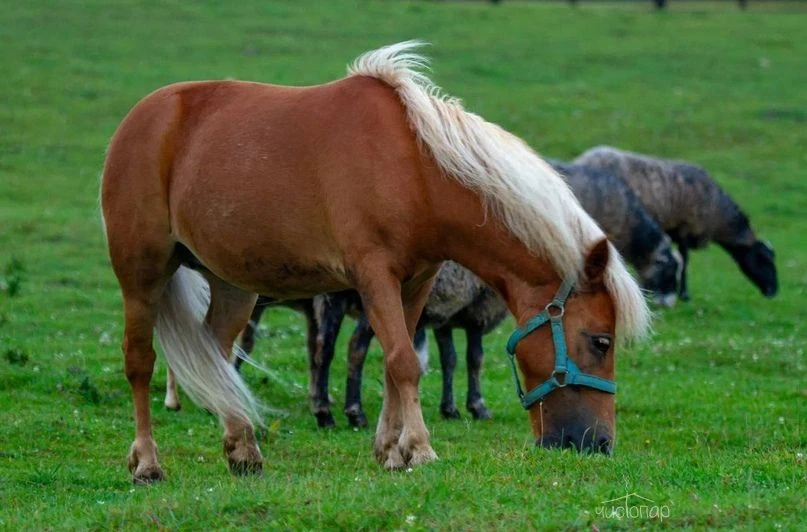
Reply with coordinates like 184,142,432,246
113,244,177,483
164,368,181,410
202,274,262,475
465,327,491,420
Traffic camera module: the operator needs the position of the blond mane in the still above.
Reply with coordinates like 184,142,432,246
348,41,650,341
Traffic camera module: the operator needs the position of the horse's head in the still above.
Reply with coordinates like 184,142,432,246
508,238,621,454
639,239,682,308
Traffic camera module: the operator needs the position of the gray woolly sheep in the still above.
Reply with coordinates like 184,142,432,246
549,160,682,307
575,146,777,300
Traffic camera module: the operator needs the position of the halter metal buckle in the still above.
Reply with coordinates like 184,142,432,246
552,369,568,387
545,301,565,319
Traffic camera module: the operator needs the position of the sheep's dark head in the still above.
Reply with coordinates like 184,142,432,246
727,240,777,297
640,241,683,307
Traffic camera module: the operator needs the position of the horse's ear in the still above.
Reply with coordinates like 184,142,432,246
584,238,610,285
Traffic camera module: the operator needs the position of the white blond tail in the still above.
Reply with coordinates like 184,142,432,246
156,267,261,425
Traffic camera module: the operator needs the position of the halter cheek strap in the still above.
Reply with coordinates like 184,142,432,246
505,279,616,410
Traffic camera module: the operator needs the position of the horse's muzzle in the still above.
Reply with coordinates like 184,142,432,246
537,427,613,455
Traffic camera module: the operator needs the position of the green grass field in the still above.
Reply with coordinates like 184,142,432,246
1,1,805,529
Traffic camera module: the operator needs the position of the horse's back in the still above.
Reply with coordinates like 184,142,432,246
103,75,440,297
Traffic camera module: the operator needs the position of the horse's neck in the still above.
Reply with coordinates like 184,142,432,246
438,212,561,324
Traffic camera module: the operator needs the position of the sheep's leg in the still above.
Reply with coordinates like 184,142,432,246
434,326,460,419
678,243,690,301
465,327,491,420
345,313,375,428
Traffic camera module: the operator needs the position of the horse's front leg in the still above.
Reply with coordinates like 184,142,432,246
357,265,438,469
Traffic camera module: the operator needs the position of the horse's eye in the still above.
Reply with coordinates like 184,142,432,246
590,335,612,355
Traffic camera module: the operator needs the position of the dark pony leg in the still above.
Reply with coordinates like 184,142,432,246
434,326,460,419
310,294,348,428
465,327,491,420
345,313,375,428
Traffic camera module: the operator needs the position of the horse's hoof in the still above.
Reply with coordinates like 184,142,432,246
128,439,163,484
315,411,336,428
406,444,438,467
164,401,181,412
374,438,405,469
380,446,406,470
224,435,263,476
679,292,690,302
228,458,263,476
131,464,165,484
440,405,461,420
468,402,492,420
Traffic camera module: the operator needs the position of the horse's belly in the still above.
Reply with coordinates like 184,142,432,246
173,208,351,298
182,242,351,298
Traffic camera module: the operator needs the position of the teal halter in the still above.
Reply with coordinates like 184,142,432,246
505,279,616,409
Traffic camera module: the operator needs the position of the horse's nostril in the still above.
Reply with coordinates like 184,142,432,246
538,430,613,454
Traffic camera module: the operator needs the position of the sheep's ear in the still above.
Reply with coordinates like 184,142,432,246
584,238,610,285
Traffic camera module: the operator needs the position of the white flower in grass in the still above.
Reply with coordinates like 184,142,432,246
405,515,416,525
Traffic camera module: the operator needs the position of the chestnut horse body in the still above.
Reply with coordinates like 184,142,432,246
101,42,649,483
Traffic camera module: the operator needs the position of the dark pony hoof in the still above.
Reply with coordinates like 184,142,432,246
440,405,461,420
679,292,690,302
315,411,336,428
468,403,492,420
346,410,369,429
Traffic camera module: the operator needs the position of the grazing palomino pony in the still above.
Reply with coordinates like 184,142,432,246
101,41,650,483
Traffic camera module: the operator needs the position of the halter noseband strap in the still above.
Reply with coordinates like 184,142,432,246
505,278,616,410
